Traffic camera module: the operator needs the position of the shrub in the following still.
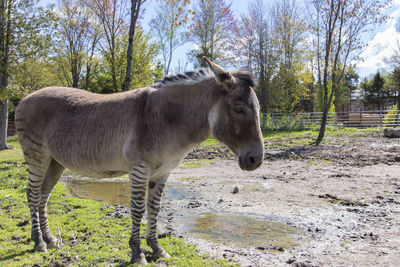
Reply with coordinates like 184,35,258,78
383,105,399,127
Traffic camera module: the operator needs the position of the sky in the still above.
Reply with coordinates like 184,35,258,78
357,0,400,78
40,0,400,78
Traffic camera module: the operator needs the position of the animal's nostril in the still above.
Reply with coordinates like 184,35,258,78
248,155,256,165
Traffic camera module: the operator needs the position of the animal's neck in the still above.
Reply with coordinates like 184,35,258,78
154,77,222,150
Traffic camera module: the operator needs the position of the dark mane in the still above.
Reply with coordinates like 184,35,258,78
151,68,258,89
232,70,258,88
151,68,213,88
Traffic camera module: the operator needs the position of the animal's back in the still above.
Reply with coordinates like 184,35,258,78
16,86,151,177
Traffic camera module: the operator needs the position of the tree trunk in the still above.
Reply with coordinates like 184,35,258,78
111,52,118,92
123,0,142,91
72,65,79,88
0,68,9,150
260,64,267,113
260,83,267,113
316,80,336,145
315,73,330,145
85,63,91,90
112,65,118,92
397,91,400,108
0,99,9,150
315,103,328,145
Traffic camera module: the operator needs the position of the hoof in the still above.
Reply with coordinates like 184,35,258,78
34,242,47,252
153,248,170,259
46,238,59,249
131,252,147,265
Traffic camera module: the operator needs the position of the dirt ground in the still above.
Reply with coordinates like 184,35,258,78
156,134,400,267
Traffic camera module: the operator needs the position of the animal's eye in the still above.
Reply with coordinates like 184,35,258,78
233,107,244,114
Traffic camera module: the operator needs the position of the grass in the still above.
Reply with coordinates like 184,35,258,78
180,159,212,169
0,137,232,266
197,127,382,151
262,127,382,140
308,159,331,165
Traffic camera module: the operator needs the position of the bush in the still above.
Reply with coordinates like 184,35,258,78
383,105,399,127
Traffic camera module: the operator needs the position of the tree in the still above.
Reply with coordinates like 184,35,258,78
95,28,158,93
231,0,279,113
309,0,391,145
123,0,145,91
362,72,388,110
188,0,235,67
333,65,359,110
389,67,400,107
54,0,95,88
125,29,159,88
231,0,312,114
83,0,129,92
149,0,191,75
0,0,53,149
273,0,310,113
384,40,400,107
83,20,102,90
11,58,58,96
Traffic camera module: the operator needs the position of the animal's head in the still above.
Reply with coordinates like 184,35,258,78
205,57,264,171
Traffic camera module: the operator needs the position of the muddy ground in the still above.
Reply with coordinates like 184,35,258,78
156,133,400,267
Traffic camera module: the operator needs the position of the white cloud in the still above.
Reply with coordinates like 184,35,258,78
358,27,400,74
357,3,400,77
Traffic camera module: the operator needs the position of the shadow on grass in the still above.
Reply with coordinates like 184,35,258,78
0,248,33,262
112,249,162,267
116,261,132,267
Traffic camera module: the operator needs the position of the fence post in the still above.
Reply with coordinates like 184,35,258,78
272,113,275,129
260,113,264,129
264,113,267,129
300,115,304,130
287,113,291,129
334,112,337,129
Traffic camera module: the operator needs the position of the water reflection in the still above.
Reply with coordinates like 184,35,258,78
63,179,186,206
178,213,302,249
63,178,303,250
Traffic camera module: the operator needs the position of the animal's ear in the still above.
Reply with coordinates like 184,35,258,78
203,56,235,91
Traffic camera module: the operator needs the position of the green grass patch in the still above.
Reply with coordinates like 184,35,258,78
308,159,331,165
0,138,231,266
180,159,212,169
262,127,382,140
199,137,220,147
199,127,382,150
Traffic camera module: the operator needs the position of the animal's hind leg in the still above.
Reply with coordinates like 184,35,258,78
26,156,51,252
146,174,170,259
128,164,150,265
39,158,65,249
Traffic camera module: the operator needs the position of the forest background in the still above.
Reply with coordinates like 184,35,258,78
0,0,398,148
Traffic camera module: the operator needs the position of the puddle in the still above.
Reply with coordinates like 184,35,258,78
177,213,302,249
63,177,302,250
63,179,187,206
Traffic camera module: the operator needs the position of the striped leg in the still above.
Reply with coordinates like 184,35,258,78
146,175,170,259
39,159,65,249
129,164,149,265
27,159,51,252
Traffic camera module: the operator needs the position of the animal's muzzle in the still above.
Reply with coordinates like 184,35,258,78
239,150,263,171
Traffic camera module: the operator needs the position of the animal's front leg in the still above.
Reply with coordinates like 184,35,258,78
129,164,149,265
146,175,170,259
